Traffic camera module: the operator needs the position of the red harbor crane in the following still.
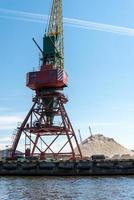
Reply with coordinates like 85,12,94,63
11,0,82,160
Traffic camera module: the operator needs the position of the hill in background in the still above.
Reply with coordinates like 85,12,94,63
75,134,134,158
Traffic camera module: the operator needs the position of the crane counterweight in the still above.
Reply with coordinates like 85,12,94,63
26,69,68,90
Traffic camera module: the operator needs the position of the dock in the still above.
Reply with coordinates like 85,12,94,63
1,159,134,176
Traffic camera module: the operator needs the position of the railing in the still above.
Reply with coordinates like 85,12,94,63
10,122,22,149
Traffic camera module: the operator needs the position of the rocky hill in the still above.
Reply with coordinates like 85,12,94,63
75,134,134,158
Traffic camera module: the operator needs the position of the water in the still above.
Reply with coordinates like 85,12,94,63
0,176,134,200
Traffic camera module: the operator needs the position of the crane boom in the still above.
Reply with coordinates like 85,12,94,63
43,0,64,69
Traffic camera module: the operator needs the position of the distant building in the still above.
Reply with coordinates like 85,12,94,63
0,149,23,159
0,149,10,159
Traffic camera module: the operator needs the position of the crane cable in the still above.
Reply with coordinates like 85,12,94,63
45,0,53,34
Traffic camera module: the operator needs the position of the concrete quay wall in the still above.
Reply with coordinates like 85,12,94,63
0,159,134,176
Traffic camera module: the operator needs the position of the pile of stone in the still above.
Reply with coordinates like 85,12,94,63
75,134,134,159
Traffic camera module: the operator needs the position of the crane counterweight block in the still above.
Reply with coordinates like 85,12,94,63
26,68,68,90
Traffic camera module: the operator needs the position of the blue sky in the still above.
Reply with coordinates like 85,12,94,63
1,0,134,149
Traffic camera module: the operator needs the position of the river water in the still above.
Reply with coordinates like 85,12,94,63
0,176,134,200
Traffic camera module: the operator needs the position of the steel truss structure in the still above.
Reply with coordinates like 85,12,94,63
11,92,82,159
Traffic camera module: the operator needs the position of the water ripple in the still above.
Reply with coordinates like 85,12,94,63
0,176,134,200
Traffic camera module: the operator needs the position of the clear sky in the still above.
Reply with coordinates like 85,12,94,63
0,0,134,150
